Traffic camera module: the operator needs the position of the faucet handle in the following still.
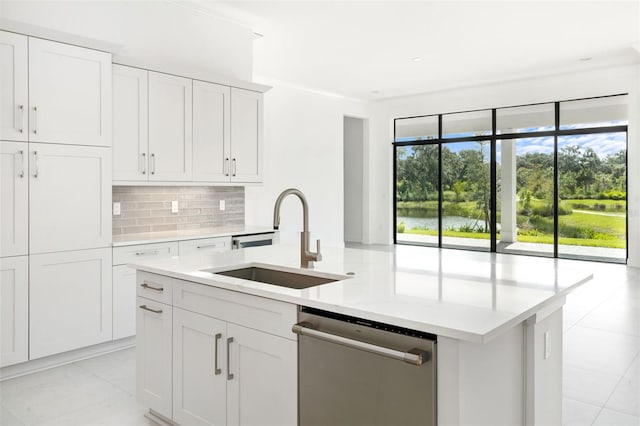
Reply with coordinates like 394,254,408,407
315,239,322,261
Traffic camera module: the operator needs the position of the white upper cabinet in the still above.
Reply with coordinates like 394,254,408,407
29,143,111,254
112,65,148,181
113,64,265,185
193,80,230,182
0,31,28,142
0,141,29,257
230,88,263,183
28,38,111,146
148,72,192,181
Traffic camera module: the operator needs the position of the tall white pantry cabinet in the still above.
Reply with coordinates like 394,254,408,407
0,30,112,366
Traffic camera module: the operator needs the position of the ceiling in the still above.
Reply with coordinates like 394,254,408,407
189,1,640,101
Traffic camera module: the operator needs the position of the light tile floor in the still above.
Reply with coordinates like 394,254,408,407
0,255,638,425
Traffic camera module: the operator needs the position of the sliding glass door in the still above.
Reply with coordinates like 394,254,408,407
497,137,555,257
394,94,628,264
396,144,439,246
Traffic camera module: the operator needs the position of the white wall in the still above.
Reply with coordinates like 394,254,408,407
245,83,369,247
368,65,640,266
0,0,253,81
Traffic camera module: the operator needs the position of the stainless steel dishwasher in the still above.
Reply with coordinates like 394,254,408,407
293,307,436,426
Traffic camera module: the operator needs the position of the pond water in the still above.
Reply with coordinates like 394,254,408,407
397,216,484,231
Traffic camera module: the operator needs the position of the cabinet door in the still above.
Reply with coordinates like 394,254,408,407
113,64,148,181
28,37,111,146
0,141,28,257
136,296,172,420
173,308,227,426
226,324,297,426
148,72,192,181
29,143,111,254
230,88,262,183
0,31,28,141
193,80,230,182
113,265,137,340
0,256,28,367
30,248,112,359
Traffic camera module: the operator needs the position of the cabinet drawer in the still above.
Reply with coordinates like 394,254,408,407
173,279,297,340
113,241,178,265
137,271,173,305
178,237,231,256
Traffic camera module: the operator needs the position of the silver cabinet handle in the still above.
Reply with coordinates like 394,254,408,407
32,151,38,178
226,337,234,380
16,150,24,178
139,304,162,314
196,243,222,250
292,322,431,366
232,158,237,177
141,152,147,175
150,153,156,175
224,157,230,177
15,105,24,133
140,282,164,292
214,333,222,375
136,250,160,256
32,106,38,134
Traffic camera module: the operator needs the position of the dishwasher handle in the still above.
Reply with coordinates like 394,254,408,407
292,322,430,366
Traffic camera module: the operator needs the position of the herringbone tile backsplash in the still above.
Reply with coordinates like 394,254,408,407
112,186,244,235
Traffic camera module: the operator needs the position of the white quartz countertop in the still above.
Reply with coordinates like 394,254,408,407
112,226,275,247
129,244,593,343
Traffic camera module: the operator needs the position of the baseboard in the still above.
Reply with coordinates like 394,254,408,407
146,410,176,426
0,337,136,381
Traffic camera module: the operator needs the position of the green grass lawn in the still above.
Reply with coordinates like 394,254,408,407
559,211,625,238
561,199,626,213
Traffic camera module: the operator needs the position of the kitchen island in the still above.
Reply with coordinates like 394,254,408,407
130,243,592,426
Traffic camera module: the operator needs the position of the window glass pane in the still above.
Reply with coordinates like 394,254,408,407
557,132,626,262
396,144,439,246
441,141,491,251
560,95,628,130
497,137,555,258
442,110,491,139
497,103,555,134
395,116,438,142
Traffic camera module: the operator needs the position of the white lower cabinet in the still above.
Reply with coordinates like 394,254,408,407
137,272,297,426
112,264,137,340
226,323,297,426
29,248,112,359
136,296,173,420
0,256,29,367
113,242,178,340
173,308,227,426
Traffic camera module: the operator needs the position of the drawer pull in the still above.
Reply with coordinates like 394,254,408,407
136,250,160,256
139,304,162,314
141,282,164,292
214,333,222,375
197,243,222,250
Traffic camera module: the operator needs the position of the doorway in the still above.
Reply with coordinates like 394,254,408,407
344,116,366,244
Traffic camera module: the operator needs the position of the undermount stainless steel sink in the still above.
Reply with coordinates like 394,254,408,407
205,265,347,289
